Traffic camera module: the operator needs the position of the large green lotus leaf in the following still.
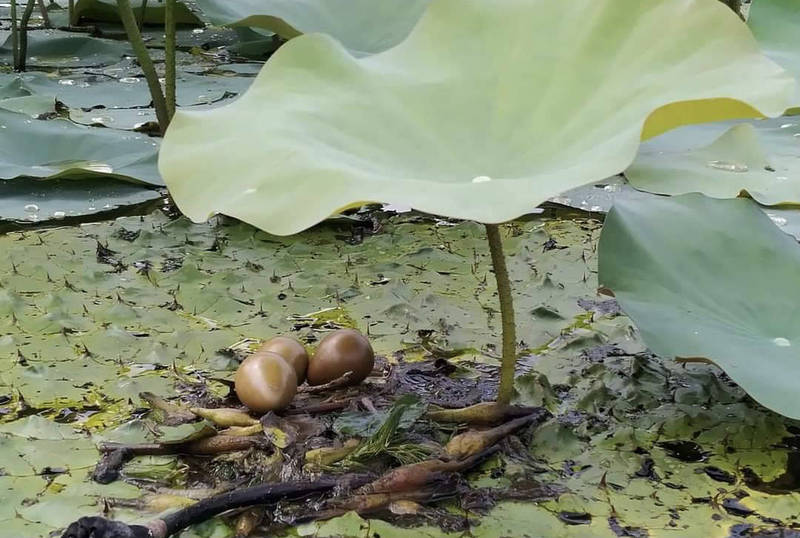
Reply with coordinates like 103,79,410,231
598,194,800,419
72,0,201,25
194,0,431,55
161,0,794,236
0,70,254,112
0,109,162,185
0,32,130,68
626,117,800,204
748,0,800,109
0,177,162,224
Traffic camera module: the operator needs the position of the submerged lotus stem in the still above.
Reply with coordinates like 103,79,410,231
164,0,177,119
16,0,36,71
116,0,170,133
485,224,517,406
10,0,19,69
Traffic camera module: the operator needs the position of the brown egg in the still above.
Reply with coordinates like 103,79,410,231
307,329,374,386
234,351,297,413
257,336,309,384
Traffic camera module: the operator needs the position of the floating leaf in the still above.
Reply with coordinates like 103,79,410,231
0,32,130,68
598,194,800,419
0,177,161,224
194,0,431,55
0,70,255,113
0,109,161,184
161,0,794,236
748,0,800,109
626,118,800,205
0,94,56,117
71,0,201,25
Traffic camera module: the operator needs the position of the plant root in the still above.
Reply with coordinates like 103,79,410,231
60,475,372,538
297,371,356,394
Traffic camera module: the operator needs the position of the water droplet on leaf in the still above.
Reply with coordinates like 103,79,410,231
707,160,748,173
773,337,791,347
768,214,788,227
472,175,492,183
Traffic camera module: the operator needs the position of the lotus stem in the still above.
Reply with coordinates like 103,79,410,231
68,0,75,25
10,0,19,70
16,0,36,71
164,0,176,119
37,0,50,28
116,0,170,134
485,224,516,406
137,0,148,30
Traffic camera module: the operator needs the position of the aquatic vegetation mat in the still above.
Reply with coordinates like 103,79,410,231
161,0,793,236
2,208,800,537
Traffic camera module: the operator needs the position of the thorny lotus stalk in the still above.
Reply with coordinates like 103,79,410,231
16,0,36,71
10,0,18,69
137,0,148,29
116,0,170,133
37,0,50,28
485,223,517,406
165,0,177,119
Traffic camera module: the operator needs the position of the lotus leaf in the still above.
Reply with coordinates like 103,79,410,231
0,109,162,184
194,0,431,55
748,0,800,109
161,0,794,236
626,118,800,205
0,69,254,110
71,0,201,25
0,177,162,224
0,32,130,68
599,194,800,419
